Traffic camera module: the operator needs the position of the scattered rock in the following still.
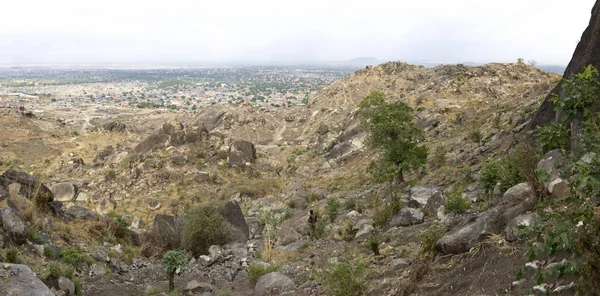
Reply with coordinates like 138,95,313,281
2,168,53,203
50,182,77,202
408,185,445,213
218,200,249,243
501,183,534,206
185,280,214,294
389,208,425,227
66,205,98,220
1,207,28,244
148,199,162,211
505,212,537,242
355,223,374,239
103,121,127,132
59,276,75,296
547,178,570,199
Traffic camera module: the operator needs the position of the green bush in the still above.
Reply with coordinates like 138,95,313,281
45,263,62,281
73,278,84,296
445,189,471,214
44,245,56,258
480,154,523,196
418,224,444,261
470,130,483,144
364,238,379,255
536,122,569,154
182,205,232,256
373,195,401,228
6,247,21,264
145,286,162,296
320,260,366,296
431,145,447,168
247,263,279,286
161,250,187,292
105,169,117,181
60,246,93,267
325,197,341,222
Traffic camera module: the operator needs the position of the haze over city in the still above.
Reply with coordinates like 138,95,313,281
0,0,595,66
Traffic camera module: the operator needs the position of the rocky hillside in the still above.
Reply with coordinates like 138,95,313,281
4,37,594,296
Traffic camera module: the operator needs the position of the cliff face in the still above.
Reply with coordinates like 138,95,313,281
529,0,600,129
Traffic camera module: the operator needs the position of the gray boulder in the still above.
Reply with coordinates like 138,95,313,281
436,208,502,255
185,280,214,294
66,205,99,220
219,200,249,243
147,214,186,250
536,150,568,185
501,183,534,206
408,185,445,214
59,276,75,296
254,272,295,296
50,182,77,202
230,140,257,165
505,212,537,242
389,208,425,227
0,264,54,296
1,207,28,244
548,178,570,199
355,223,374,239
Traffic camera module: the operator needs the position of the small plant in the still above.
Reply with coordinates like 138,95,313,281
325,197,341,222
44,245,56,258
445,189,471,214
247,263,279,286
320,259,366,296
181,205,232,256
418,224,444,261
73,278,84,296
161,250,187,292
344,199,356,211
64,266,75,279
145,286,162,296
26,228,45,244
364,238,380,255
373,194,401,228
470,130,483,144
6,247,21,264
536,122,569,154
60,246,93,267
314,219,327,239
105,169,117,181
45,263,62,281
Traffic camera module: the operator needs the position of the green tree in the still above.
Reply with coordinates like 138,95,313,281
161,250,187,292
358,91,427,185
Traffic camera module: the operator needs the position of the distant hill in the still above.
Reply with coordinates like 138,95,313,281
536,65,566,75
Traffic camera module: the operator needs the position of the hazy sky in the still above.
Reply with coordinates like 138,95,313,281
0,0,595,65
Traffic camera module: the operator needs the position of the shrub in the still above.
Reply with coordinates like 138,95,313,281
182,205,232,256
536,122,569,154
445,189,471,214
26,229,45,244
6,247,21,264
44,245,56,258
373,195,401,228
431,145,446,168
314,219,327,239
325,197,341,222
65,266,75,279
45,263,62,281
344,199,356,211
247,263,279,286
320,260,366,296
161,250,187,292
60,246,93,267
105,169,117,181
364,238,379,255
73,278,84,296
418,224,444,261
470,130,482,144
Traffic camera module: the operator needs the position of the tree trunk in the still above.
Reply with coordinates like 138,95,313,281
168,271,175,292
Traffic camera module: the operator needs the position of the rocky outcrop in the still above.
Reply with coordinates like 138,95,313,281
2,168,53,203
103,121,127,132
436,208,502,255
389,208,425,227
229,140,257,167
529,1,600,130
0,264,55,296
147,214,186,251
254,272,295,296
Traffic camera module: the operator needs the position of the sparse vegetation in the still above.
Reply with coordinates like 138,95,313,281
325,197,342,222
445,188,471,214
470,130,483,144
145,286,163,296
45,263,62,281
182,205,232,256
418,224,444,261
320,259,366,296
60,246,93,267
364,238,380,255
105,169,117,181
6,247,22,264
247,263,279,286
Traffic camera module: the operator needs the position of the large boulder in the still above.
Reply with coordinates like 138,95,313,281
389,208,425,227
229,140,257,166
0,264,55,296
500,183,534,206
528,1,600,131
2,168,53,203
436,208,502,255
254,272,295,296
50,182,77,202
218,200,249,243
103,121,126,132
147,214,186,250
66,205,99,220
408,185,445,214
1,207,28,244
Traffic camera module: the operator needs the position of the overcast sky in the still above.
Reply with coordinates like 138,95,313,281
0,0,595,66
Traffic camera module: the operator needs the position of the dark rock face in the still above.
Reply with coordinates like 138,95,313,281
147,214,186,250
103,121,127,132
2,168,53,203
65,205,99,220
219,201,249,243
134,132,168,154
529,2,600,130
229,140,257,167
93,146,115,163
254,272,296,296
1,206,28,244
